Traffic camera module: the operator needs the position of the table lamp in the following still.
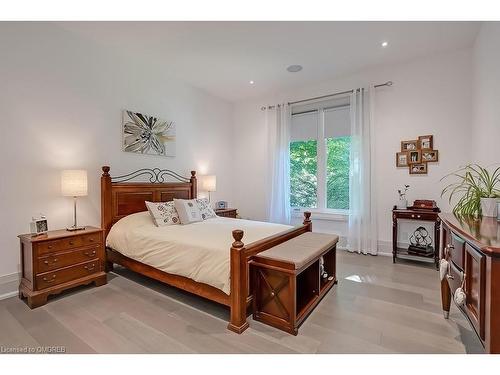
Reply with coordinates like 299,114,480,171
61,169,88,231
199,175,216,203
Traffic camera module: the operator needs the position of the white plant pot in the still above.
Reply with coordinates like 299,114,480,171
397,198,408,210
480,197,498,218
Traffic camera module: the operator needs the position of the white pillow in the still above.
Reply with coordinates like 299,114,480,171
196,198,217,220
145,201,180,226
173,198,202,224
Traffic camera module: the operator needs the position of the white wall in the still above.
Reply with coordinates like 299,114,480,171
0,23,234,281
233,48,474,251
472,22,500,165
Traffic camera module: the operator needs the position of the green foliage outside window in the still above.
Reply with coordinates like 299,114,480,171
290,140,317,208
326,136,350,209
290,137,350,210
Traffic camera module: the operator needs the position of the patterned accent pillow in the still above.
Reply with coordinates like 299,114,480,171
196,198,217,220
145,201,180,227
173,198,203,224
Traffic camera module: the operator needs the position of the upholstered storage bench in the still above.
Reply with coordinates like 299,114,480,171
250,232,338,335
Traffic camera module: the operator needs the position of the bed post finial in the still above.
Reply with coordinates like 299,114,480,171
190,170,197,198
102,166,110,176
232,229,244,248
228,228,249,334
303,211,312,231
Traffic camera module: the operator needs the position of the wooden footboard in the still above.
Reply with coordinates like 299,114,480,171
227,212,312,333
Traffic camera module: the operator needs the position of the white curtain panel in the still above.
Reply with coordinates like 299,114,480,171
267,104,292,224
348,88,378,255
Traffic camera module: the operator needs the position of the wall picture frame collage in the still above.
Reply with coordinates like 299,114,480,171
396,135,438,175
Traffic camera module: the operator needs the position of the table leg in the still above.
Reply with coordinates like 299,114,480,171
392,213,397,264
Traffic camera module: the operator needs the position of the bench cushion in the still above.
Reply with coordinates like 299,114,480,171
255,232,339,270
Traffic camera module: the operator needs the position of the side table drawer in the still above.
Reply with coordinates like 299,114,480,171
395,211,435,220
37,246,101,273
36,232,102,255
216,210,237,218
36,259,101,290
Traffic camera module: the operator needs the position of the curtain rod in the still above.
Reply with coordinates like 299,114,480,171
260,81,393,110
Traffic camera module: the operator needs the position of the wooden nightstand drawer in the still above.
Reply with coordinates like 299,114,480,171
37,246,101,273
36,259,101,290
36,232,102,255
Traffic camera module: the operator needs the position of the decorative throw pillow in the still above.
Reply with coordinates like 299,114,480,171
145,201,180,227
173,198,203,224
196,198,217,220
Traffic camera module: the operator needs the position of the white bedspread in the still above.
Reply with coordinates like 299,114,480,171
106,212,292,294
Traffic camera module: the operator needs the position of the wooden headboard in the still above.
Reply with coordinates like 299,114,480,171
100,166,197,237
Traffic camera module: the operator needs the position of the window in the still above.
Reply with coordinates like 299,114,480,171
290,100,351,212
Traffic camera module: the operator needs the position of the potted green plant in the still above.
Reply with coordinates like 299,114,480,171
441,164,500,218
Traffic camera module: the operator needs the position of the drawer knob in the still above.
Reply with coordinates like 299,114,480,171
411,214,415,218
48,245,53,249
43,275,57,283
69,241,74,245
84,264,96,272
84,250,96,257
89,238,94,242
417,215,421,218
44,260,49,265
444,244,454,258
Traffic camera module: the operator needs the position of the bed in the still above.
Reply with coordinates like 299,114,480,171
101,166,311,333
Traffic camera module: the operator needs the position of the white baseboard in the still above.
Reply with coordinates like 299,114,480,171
337,239,393,256
0,272,20,301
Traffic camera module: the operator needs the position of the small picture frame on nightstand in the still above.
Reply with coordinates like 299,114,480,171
30,215,48,235
216,201,228,209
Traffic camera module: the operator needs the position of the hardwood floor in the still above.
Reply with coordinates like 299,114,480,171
0,251,484,353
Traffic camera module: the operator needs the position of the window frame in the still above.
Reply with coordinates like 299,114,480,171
290,102,350,216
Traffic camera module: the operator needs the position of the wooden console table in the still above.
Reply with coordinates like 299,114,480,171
392,206,441,268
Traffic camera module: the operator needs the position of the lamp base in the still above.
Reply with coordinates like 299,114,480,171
66,225,86,232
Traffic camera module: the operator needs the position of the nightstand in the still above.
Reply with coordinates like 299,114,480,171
215,208,238,218
18,227,107,308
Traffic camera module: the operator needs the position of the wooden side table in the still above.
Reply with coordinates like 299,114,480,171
392,207,441,268
215,208,238,218
18,226,107,308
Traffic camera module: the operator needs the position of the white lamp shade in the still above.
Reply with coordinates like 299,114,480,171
61,170,88,197
200,175,216,192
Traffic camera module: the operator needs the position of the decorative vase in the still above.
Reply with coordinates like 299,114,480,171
480,197,498,218
397,198,408,210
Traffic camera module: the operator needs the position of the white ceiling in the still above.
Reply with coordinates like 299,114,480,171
56,21,481,102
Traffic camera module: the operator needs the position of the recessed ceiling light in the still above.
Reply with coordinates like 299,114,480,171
287,65,303,73
381,41,389,48
249,80,255,85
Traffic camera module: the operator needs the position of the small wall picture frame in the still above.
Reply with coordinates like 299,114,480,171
418,135,433,150
408,150,421,164
409,163,428,175
401,140,419,151
422,150,439,162
396,152,409,167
